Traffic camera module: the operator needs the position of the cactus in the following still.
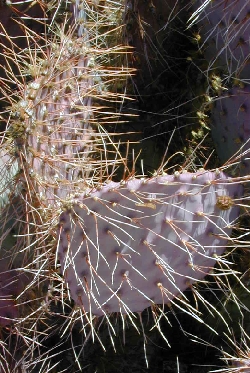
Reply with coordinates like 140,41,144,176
210,83,250,175
0,0,134,370
1,0,131,253
186,3,250,372
190,0,250,80
58,169,242,316
0,0,250,371
188,2,250,175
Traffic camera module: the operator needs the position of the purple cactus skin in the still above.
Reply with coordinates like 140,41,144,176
58,170,242,316
191,0,250,79
5,0,130,208
0,0,248,371
0,0,94,337
211,83,250,175
0,0,130,329
7,26,94,207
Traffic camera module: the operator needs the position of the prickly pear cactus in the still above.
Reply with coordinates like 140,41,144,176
0,0,250,371
4,3,130,206
0,0,132,370
190,0,250,79
189,2,250,175
211,83,250,175
58,170,242,316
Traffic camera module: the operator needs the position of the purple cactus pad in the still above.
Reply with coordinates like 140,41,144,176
192,0,250,79
57,170,242,316
211,84,250,175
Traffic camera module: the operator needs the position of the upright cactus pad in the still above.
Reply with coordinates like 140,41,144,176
189,1,250,174
191,0,250,79
58,170,242,316
211,84,250,175
2,0,133,214
0,1,249,371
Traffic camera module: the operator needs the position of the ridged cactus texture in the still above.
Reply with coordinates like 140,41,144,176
58,170,242,316
9,31,94,204
5,6,129,206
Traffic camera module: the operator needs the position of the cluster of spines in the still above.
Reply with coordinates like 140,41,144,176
1,0,250,372
188,0,250,177
0,0,134,371
57,169,242,315
189,0,250,80
186,1,250,371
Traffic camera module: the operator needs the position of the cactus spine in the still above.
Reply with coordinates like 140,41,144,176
0,0,250,371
